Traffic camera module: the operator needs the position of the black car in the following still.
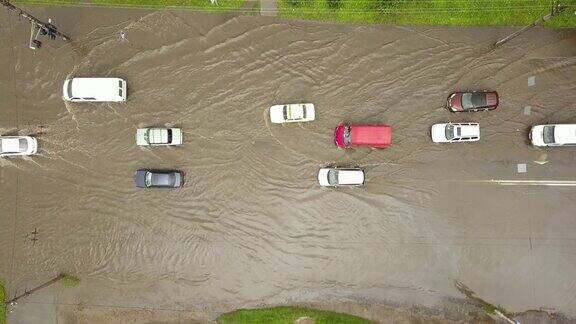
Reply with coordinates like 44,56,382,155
134,169,183,188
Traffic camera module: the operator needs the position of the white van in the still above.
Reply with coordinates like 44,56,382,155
63,77,127,102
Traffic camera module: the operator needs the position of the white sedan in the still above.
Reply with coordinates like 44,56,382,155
136,128,182,146
269,103,315,124
431,122,480,143
0,136,38,156
318,167,364,187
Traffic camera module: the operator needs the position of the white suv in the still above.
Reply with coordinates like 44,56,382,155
431,122,480,143
318,167,364,187
530,124,576,147
0,136,38,156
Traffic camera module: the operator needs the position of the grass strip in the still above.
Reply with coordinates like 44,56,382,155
0,282,5,324
278,0,576,27
217,306,371,324
13,0,575,26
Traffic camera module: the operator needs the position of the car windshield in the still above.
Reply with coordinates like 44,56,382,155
343,126,351,146
327,170,338,185
167,129,172,143
461,93,474,109
282,105,288,120
145,172,153,187
67,79,73,98
19,139,28,151
543,126,555,144
445,125,455,140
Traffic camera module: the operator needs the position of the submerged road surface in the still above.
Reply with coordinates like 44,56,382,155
1,5,575,323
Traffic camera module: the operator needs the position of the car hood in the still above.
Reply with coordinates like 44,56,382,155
334,125,346,148
135,129,149,145
134,170,147,187
26,137,38,154
318,168,330,186
431,124,447,142
448,93,462,111
269,105,285,123
62,80,71,100
530,126,545,146
173,172,182,187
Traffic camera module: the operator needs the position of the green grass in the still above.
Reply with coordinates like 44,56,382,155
217,306,371,324
0,282,6,324
15,0,246,12
279,0,576,27
14,0,575,26
58,273,80,288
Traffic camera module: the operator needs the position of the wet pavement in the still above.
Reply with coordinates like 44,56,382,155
1,5,576,323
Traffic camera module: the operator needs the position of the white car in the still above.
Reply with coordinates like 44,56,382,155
269,103,315,124
431,122,480,143
0,136,38,156
63,77,127,102
136,128,183,146
530,124,576,147
318,167,364,187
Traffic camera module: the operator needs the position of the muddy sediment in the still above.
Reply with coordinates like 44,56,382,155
1,5,575,323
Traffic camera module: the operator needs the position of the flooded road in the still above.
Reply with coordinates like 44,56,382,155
1,5,576,323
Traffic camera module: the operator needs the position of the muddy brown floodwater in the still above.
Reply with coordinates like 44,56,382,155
1,5,575,324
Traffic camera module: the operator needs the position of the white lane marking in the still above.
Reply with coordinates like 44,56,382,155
458,180,576,186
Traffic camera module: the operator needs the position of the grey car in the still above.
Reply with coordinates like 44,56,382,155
134,169,183,188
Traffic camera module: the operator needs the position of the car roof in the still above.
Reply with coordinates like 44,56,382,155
70,78,122,100
350,125,392,146
152,172,174,186
554,125,576,144
337,169,364,185
457,124,480,137
0,138,21,152
148,128,169,144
